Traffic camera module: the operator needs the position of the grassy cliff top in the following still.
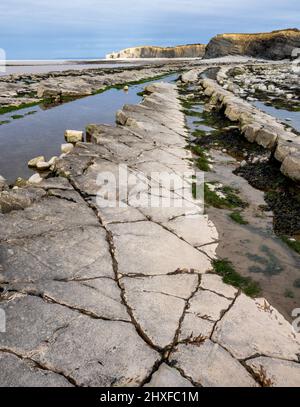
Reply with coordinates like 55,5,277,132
114,44,206,52
215,28,300,41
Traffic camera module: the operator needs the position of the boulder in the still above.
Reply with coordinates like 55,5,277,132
61,143,74,154
116,110,128,125
64,130,84,144
255,127,278,149
0,175,7,191
275,138,300,162
36,161,51,171
181,70,200,84
28,156,45,168
48,156,58,166
28,173,43,184
241,123,262,143
281,152,300,181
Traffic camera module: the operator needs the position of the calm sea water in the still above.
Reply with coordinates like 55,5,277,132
254,101,300,132
0,60,139,76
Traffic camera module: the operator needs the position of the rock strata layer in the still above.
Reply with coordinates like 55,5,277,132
204,29,300,60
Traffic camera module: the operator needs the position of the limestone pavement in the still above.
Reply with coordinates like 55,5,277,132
0,80,299,387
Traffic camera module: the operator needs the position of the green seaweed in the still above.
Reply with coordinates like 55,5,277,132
229,211,248,225
190,145,211,172
213,259,261,297
280,236,300,255
0,101,39,115
294,278,300,289
204,183,247,209
284,289,295,299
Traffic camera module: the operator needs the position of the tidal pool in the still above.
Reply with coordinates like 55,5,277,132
182,82,300,321
254,101,300,132
0,73,178,183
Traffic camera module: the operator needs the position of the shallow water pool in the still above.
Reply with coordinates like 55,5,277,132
0,73,178,183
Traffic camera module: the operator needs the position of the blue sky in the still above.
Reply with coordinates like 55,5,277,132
0,0,299,59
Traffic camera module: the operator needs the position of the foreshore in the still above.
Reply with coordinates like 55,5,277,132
0,64,300,386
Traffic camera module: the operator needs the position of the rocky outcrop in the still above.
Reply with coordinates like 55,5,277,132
106,44,206,59
200,77,300,181
204,29,300,60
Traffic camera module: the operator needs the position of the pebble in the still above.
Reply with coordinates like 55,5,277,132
28,173,43,184
61,143,74,154
36,161,51,171
28,156,45,168
65,130,83,143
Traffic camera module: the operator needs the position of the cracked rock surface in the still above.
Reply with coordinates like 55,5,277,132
0,80,299,387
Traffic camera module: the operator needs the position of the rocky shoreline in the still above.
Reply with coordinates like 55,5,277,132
0,57,279,115
0,69,300,386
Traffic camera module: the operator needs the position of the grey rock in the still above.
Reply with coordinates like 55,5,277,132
212,294,300,361
145,363,193,387
246,357,300,387
108,221,211,276
0,353,73,387
35,316,159,387
170,341,257,387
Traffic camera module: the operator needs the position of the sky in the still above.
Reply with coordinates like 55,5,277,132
0,0,299,60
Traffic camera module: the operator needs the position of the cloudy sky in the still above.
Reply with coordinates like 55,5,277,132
0,0,299,59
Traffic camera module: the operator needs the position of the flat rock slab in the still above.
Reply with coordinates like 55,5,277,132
34,315,159,387
212,294,300,361
170,341,257,387
0,225,114,283
109,221,212,276
200,273,238,299
246,357,300,387
145,363,193,387
120,275,198,349
187,289,233,322
0,353,73,387
11,278,130,322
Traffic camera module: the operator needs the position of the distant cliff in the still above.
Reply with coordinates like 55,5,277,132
106,44,206,59
204,28,300,60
